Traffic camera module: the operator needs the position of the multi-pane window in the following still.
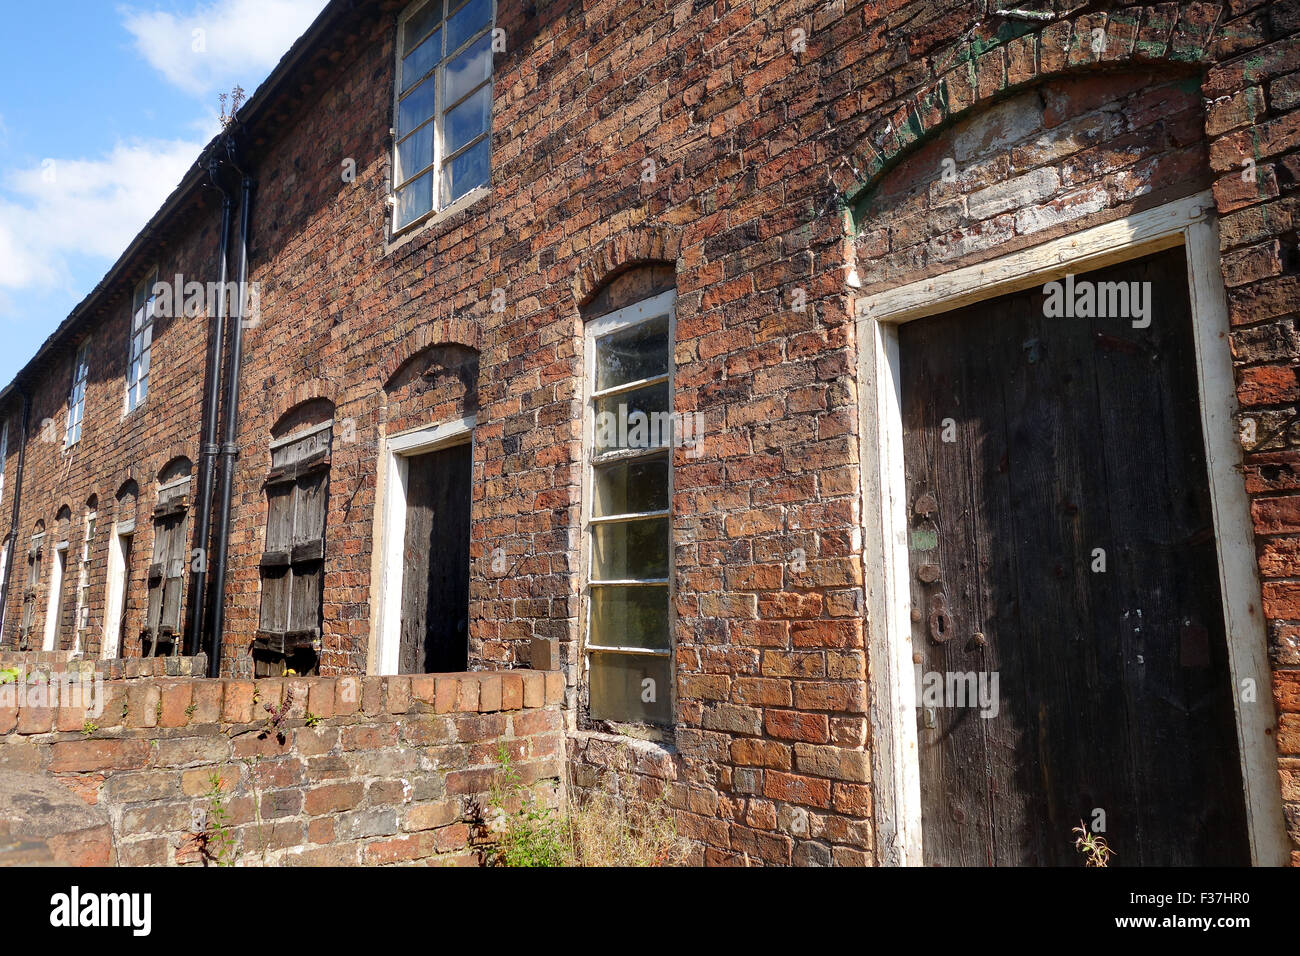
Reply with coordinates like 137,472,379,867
393,0,494,229
145,479,189,652
0,417,8,506
583,290,676,725
257,424,330,669
126,272,157,413
66,341,89,446
73,508,96,651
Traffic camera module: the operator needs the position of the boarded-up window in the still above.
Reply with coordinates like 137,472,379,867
145,480,189,646
20,533,43,646
257,425,330,659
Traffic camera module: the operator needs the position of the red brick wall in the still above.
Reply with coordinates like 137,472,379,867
0,0,1296,866
0,202,220,659
0,671,564,866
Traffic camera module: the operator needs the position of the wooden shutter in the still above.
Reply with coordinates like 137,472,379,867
160,514,186,635
146,519,166,636
259,426,330,649
20,544,39,635
259,481,294,634
289,469,327,636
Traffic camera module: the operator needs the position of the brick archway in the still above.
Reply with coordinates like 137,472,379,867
840,4,1222,212
267,380,341,431
376,318,481,391
572,224,683,307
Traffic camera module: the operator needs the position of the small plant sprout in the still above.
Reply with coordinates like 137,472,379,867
1072,821,1115,867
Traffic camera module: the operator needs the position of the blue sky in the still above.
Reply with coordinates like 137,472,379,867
0,0,329,387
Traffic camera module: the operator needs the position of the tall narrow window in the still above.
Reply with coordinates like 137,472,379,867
393,0,494,230
145,473,189,655
0,417,8,506
583,290,676,725
66,341,89,445
256,423,330,675
72,505,96,654
126,271,157,413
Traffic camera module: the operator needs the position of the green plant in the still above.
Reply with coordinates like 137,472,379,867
81,720,99,737
486,742,567,867
185,703,197,719
304,710,321,728
261,689,294,741
1072,822,1114,867
197,772,239,866
484,742,688,867
0,667,21,684
241,756,270,865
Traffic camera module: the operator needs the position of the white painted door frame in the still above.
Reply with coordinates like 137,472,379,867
373,415,475,676
41,542,67,652
855,191,1289,867
101,525,130,660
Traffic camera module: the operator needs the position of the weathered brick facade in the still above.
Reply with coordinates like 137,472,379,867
0,0,1297,865
0,671,565,866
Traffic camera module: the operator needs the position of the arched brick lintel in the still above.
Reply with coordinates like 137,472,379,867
572,224,684,307
377,318,481,391
267,380,341,433
840,3,1223,216
153,443,198,481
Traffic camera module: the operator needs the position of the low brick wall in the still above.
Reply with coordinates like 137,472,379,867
0,671,565,866
0,651,208,681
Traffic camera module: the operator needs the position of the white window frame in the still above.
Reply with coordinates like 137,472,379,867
856,191,1289,867
581,288,677,727
0,417,8,507
374,415,476,675
125,271,158,414
65,340,89,446
71,507,96,654
391,0,495,235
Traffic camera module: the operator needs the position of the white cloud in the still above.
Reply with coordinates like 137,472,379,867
0,139,203,299
121,0,329,97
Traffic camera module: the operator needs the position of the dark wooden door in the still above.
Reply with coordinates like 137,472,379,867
399,442,472,674
900,248,1249,866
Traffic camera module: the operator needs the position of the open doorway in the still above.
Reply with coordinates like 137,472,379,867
378,417,474,674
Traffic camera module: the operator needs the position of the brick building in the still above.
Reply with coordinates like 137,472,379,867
0,0,1297,865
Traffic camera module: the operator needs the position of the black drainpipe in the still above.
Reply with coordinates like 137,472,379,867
207,138,253,677
187,157,234,658
1,391,30,645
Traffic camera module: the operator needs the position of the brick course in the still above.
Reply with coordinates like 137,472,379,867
0,671,564,866
0,0,1295,865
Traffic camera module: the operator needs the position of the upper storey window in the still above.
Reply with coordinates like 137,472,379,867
126,271,157,413
65,341,89,446
393,0,494,230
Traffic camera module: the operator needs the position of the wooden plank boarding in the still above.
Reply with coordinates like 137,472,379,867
898,248,1251,865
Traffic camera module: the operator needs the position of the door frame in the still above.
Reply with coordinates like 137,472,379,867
373,415,475,676
101,524,130,660
855,191,1289,866
41,540,67,652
